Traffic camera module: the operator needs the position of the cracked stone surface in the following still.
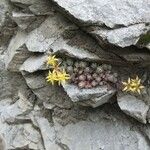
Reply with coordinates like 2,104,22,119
52,0,150,48
0,0,150,149
118,95,149,124
62,83,116,107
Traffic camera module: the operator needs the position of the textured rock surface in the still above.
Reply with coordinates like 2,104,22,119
88,23,150,48
23,72,74,108
20,55,48,73
118,95,149,124
62,83,116,107
5,31,31,72
0,0,16,49
52,0,150,48
0,0,150,149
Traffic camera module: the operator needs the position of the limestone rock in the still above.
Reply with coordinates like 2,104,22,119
23,72,73,108
62,83,116,108
0,123,44,149
36,117,59,150
11,0,54,15
52,0,150,49
52,37,101,62
52,0,150,28
52,106,88,126
12,12,46,32
26,14,74,52
0,57,26,99
5,31,31,72
0,0,16,47
54,104,150,150
0,96,33,124
117,95,149,124
0,98,44,149
20,55,48,73
0,134,6,150
89,23,150,48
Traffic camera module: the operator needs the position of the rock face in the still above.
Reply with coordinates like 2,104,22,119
118,95,149,124
52,0,150,48
62,83,116,107
0,0,150,149
5,31,31,72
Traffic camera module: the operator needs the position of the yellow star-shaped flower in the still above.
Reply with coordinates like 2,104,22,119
47,55,58,67
122,76,144,94
57,69,70,85
46,70,58,85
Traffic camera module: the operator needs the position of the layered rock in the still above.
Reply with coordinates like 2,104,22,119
51,0,150,48
0,0,150,149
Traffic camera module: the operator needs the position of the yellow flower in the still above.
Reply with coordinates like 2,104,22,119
122,76,144,94
46,70,58,85
57,69,70,85
46,69,70,85
47,55,58,67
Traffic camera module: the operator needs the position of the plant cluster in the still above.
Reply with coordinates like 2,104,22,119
122,76,144,94
60,58,118,89
46,56,144,95
46,55,70,85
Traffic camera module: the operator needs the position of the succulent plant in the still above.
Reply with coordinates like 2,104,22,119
99,81,104,86
102,64,109,70
96,66,103,74
113,72,118,78
73,67,78,73
91,80,98,87
74,61,80,68
95,77,102,82
66,66,74,74
61,62,67,69
92,73,98,79
78,81,86,88
79,61,87,68
78,74,86,81
107,65,112,70
66,58,74,66
84,67,91,73
58,57,119,90
86,74,93,80
85,82,92,89
91,63,97,69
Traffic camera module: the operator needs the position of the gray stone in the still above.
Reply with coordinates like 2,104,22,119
62,83,116,107
52,0,150,49
89,23,150,48
0,0,16,47
118,95,149,124
23,72,73,108
11,0,54,15
0,123,44,149
0,134,6,150
54,105,150,150
36,117,59,150
0,98,44,149
146,43,150,50
26,14,73,52
0,57,26,99
51,37,103,62
52,0,150,28
0,95,33,123
5,31,31,72
20,55,49,73
12,12,46,32
52,106,88,126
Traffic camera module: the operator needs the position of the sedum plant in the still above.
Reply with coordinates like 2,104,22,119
46,55,70,85
122,76,144,94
